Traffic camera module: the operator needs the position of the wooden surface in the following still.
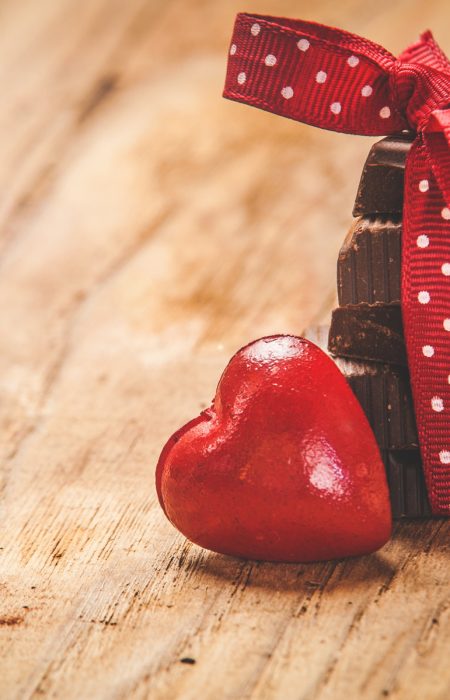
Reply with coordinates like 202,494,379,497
1,1,449,698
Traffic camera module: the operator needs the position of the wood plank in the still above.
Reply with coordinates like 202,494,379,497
0,1,449,698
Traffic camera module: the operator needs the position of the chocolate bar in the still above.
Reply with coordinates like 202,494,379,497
353,134,413,216
317,135,433,517
334,355,417,449
337,217,402,305
328,303,406,366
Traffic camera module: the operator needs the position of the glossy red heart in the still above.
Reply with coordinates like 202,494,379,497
156,335,392,562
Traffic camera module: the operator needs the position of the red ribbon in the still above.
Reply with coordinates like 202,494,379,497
223,13,450,516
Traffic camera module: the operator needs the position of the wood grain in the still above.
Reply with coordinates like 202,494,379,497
0,1,449,698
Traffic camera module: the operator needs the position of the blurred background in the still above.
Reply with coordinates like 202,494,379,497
3,0,450,358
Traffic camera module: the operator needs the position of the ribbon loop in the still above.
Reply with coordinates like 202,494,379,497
224,14,450,515
224,13,408,136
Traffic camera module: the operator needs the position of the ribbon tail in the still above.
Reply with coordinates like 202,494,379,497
402,139,450,515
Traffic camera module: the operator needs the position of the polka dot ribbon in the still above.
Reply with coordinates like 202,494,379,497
223,13,450,516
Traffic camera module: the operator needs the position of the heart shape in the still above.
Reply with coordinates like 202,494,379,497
156,335,391,562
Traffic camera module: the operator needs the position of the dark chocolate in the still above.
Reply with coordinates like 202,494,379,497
305,137,434,518
337,217,402,305
328,304,406,366
334,355,418,450
353,134,414,216
383,450,431,518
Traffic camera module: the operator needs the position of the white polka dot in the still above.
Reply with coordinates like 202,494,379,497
237,72,246,85
439,450,450,464
361,85,373,97
417,234,429,248
264,54,277,66
444,319,450,331
347,55,359,67
441,207,450,220
330,102,342,115
418,291,430,304
442,263,450,276
251,23,261,36
281,86,294,100
297,38,310,52
432,396,444,412
380,106,391,119
419,179,429,192
422,345,435,357
230,44,237,56
316,71,327,84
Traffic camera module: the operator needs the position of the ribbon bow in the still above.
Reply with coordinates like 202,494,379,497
223,13,450,516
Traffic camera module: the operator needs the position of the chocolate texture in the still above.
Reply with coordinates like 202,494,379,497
383,450,431,518
328,304,406,366
337,217,402,305
353,134,414,217
334,355,418,449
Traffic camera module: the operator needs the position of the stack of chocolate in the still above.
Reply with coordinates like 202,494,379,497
328,135,431,518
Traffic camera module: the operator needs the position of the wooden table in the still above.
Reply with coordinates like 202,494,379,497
1,1,449,698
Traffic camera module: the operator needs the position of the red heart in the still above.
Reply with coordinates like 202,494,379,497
156,335,391,562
